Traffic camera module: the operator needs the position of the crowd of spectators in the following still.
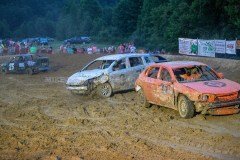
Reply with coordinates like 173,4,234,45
0,39,144,56
0,39,53,56
59,42,137,55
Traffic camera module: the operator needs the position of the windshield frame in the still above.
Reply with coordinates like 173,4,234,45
81,59,115,71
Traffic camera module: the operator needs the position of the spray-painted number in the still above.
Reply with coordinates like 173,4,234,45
9,63,14,71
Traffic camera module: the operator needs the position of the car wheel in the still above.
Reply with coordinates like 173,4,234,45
2,69,8,74
97,82,113,98
27,68,33,75
178,95,195,118
138,89,151,108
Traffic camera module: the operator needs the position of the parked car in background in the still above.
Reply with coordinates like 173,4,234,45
66,53,167,97
64,36,91,44
1,54,49,75
38,37,48,45
47,37,54,42
135,61,240,118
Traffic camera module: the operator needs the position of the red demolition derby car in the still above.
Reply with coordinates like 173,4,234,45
135,61,240,118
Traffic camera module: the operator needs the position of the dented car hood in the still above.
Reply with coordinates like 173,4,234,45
67,69,105,85
182,79,240,94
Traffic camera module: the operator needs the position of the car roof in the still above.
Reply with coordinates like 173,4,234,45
96,53,153,61
150,61,206,69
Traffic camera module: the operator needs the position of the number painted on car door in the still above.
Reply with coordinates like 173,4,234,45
9,63,14,71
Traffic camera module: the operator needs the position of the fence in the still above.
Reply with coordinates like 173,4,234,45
178,38,240,59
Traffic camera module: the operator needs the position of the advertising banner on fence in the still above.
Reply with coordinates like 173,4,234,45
215,40,225,53
198,40,215,57
226,41,236,54
179,38,197,55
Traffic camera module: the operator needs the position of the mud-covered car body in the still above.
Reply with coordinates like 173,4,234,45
1,54,49,74
66,53,167,96
135,61,240,118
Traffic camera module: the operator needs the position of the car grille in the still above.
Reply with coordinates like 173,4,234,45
215,92,238,102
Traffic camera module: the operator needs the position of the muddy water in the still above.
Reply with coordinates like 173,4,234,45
0,54,239,159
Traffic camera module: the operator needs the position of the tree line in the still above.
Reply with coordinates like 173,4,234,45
0,0,239,51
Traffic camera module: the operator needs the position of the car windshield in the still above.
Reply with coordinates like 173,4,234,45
173,65,219,83
83,60,114,71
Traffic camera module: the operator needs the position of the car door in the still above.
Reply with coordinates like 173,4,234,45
141,67,161,103
8,57,19,73
127,56,145,89
156,67,175,108
17,56,26,72
109,58,131,91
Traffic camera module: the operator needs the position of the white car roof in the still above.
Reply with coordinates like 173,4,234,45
96,53,151,61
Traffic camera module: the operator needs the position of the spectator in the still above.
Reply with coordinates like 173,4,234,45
30,45,37,54
87,47,93,54
92,45,97,54
118,44,125,54
0,43,4,56
14,42,20,54
130,44,136,53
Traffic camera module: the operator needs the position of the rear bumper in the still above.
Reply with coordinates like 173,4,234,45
196,99,240,115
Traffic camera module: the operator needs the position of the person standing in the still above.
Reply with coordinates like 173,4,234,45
0,43,4,56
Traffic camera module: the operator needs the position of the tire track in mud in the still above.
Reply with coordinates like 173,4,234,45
1,54,240,159
130,132,239,160
169,119,240,138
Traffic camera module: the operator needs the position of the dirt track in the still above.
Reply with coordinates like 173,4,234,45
0,54,240,160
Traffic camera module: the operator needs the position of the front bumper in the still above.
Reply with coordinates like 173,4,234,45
38,66,49,71
66,85,89,94
195,98,240,115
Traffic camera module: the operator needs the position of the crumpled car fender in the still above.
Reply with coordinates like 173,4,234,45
93,74,109,85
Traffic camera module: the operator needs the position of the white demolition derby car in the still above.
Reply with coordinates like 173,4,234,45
66,53,167,97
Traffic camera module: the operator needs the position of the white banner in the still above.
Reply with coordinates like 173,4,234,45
226,41,236,54
179,38,197,55
215,40,225,54
198,40,215,57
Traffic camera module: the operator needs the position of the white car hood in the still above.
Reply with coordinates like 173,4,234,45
66,69,105,85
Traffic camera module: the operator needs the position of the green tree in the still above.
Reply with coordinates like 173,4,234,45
113,0,143,38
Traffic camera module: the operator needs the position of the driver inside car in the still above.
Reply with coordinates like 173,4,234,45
180,67,201,81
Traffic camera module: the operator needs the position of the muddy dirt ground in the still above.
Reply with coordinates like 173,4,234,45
0,54,240,160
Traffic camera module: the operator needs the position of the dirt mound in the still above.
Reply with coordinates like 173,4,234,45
0,53,239,159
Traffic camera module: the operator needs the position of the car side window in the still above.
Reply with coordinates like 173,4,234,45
112,59,126,71
151,55,166,63
144,56,151,63
18,56,24,62
147,67,160,79
129,57,143,67
160,68,172,82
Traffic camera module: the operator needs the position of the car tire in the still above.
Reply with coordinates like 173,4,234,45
2,69,8,74
178,95,195,118
138,89,151,108
97,82,113,98
27,68,33,75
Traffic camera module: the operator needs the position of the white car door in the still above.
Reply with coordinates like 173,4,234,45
126,56,145,89
109,58,132,91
